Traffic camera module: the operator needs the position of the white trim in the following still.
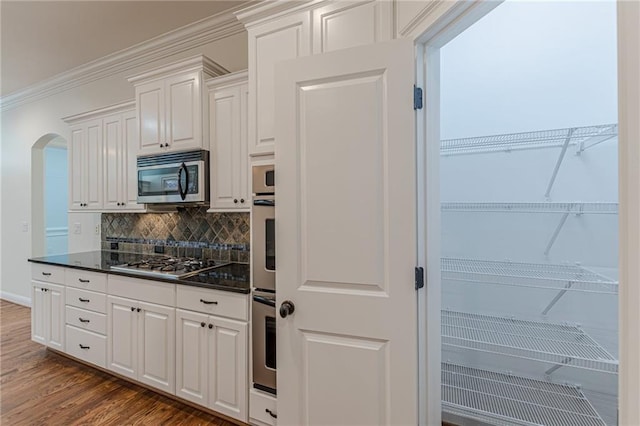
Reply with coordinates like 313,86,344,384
1,291,31,308
62,100,135,124
235,0,327,28
45,227,69,238
0,5,249,112
205,69,249,90
126,54,229,84
618,0,640,424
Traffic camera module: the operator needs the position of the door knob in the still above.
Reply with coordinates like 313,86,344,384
279,301,295,318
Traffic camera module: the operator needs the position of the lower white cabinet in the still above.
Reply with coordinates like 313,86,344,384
176,308,248,422
31,281,65,351
107,295,175,394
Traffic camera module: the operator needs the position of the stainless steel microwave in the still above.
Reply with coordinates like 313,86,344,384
137,150,209,204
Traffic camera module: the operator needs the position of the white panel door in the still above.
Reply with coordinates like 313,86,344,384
107,296,138,380
166,71,201,151
85,119,103,209
275,39,417,425
103,114,121,209
137,81,164,154
31,282,47,345
209,316,248,422
47,283,65,351
138,301,175,394
175,309,208,405
248,11,311,155
69,127,84,209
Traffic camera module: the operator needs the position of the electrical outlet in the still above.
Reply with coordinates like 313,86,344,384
94,224,100,235
73,223,82,235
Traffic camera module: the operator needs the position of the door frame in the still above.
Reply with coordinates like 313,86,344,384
413,1,640,424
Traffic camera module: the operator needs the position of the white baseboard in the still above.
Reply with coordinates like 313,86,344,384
1,291,31,307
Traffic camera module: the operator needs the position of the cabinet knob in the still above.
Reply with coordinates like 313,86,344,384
234,199,238,204
137,308,141,312
208,324,213,329
201,322,206,327
160,143,164,148
131,307,135,311
240,199,245,203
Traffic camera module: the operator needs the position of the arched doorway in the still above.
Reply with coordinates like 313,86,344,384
31,134,68,257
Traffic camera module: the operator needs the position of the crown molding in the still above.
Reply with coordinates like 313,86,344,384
127,55,229,84
235,0,328,28
0,4,251,112
62,100,135,124
206,69,249,89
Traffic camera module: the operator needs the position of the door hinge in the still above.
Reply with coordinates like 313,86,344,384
415,266,425,290
413,85,423,110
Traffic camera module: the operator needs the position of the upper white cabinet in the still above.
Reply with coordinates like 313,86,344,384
64,101,143,212
236,0,393,156
128,55,229,155
207,71,250,211
69,118,103,210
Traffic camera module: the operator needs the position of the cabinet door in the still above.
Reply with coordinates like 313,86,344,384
165,71,202,152
138,301,175,394
85,119,103,209
122,110,143,210
237,83,250,206
311,0,393,54
103,113,122,209
69,126,85,210
107,296,138,380
46,283,65,351
31,282,47,345
248,11,311,155
137,80,165,154
210,85,241,209
175,309,209,406
209,316,248,422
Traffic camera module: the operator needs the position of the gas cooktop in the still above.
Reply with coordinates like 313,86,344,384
110,256,223,280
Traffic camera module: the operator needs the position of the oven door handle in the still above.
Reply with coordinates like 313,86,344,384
253,295,276,307
177,162,189,200
253,199,275,207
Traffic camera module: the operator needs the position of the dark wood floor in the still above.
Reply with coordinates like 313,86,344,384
0,300,236,425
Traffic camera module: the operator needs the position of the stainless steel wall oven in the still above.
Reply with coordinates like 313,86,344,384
252,291,276,394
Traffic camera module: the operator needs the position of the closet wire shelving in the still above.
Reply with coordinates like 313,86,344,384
442,363,607,426
439,123,618,425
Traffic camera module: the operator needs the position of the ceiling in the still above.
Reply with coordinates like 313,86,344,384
0,1,243,97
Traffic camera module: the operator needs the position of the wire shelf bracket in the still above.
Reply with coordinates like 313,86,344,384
442,363,608,426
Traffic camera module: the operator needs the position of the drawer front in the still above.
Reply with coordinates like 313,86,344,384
65,325,106,368
66,269,107,293
65,305,107,335
31,263,65,284
250,389,277,426
108,275,175,306
177,286,248,320
66,287,107,314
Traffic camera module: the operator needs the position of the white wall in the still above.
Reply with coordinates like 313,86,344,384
0,31,248,303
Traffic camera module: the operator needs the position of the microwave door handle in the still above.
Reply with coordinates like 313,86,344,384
177,162,188,200
253,200,275,207
253,295,276,307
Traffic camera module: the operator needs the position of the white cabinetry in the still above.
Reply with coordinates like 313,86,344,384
64,101,143,212
107,276,176,394
207,71,250,211
236,0,393,156
128,55,228,155
69,118,103,210
30,264,65,351
175,286,248,422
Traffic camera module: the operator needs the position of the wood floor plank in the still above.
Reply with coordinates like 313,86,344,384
0,300,237,425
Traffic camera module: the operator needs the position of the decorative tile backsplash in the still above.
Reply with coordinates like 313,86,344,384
102,208,250,263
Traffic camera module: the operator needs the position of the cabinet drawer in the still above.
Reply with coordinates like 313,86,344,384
65,325,106,368
177,286,248,321
65,305,106,335
66,269,107,293
31,263,65,284
250,389,277,426
108,275,175,306
66,287,106,314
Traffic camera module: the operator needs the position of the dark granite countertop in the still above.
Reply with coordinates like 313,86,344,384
28,251,250,294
